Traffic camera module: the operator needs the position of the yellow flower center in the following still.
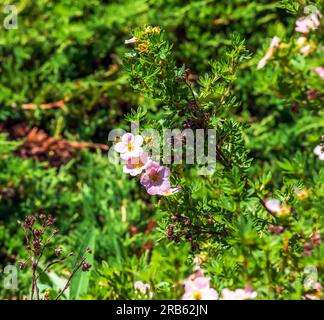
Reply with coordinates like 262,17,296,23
296,190,308,200
114,136,121,144
277,205,290,217
197,254,207,265
137,43,149,54
150,173,159,183
193,291,202,300
134,161,143,169
127,142,134,152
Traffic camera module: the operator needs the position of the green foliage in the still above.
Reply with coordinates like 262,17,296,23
0,0,323,300
70,229,96,299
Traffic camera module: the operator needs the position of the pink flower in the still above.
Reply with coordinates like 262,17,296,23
295,11,322,34
134,280,153,298
313,145,324,160
296,18,312,33
221,287,257,300
114,133,143,159
265,199,290,217
315,67,324,79
265,199,281,213
182,276,218,300
125,36,137,44
140,161,171,195
305,282,322,300
134,281,150,294
123,152,149,176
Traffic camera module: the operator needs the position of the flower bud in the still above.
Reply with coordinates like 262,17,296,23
55,248,63,257
82,262,91,272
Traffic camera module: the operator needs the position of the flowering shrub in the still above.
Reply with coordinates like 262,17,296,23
0,0,323,300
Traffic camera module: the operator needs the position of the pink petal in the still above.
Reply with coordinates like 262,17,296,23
125,36,137,44
159,166,170,179
121,133,134,143
310,14,320,28
314,145,321,156
265,199,281,213
140,173,151,187
315,67,324,79
134,135,144,147
193,277,210,290
159,180,171,193
270,36,280,48
201,288,218,300
146,161,161,171
120,147,143,160
114,142,127,153
162,187,181,196
146,185,161,195
257,57,267,70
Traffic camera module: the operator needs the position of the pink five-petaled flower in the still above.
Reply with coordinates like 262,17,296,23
123,152,149,176
295,10,322,34
314,67,324,79
221,287,257,300
265,199,290,217
182,276,218,300
295,18,313,34
313,145,324,160
140,161,171,195
114,133,143,159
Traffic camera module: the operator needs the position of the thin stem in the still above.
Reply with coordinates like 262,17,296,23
183,78,198,107
258,197,276,218
55,256,87,300
35,256,68,282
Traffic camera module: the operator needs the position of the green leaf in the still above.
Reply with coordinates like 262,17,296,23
69,228,96,299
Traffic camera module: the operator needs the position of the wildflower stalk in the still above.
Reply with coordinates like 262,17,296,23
18,214,92,300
